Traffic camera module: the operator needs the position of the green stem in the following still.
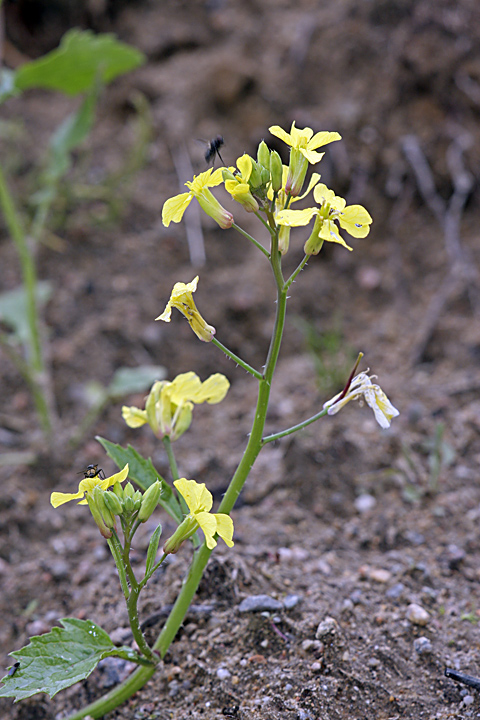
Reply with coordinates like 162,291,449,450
232,222,270,258
211,337,263,380
122,533,156,662
0,165,52,437
163,436,179,480
262,407,329,444
107,534,129,599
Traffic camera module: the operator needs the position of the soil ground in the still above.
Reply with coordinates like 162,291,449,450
1,1,480,719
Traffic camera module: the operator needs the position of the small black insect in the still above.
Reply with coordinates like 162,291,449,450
204,135,225,166
78,464,106,480
7,662,20,677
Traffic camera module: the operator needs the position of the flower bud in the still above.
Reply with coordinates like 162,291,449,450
248,157,263,189
123,482,135,499
303,214,325,255
123,495,135,514
112,482,124,500
163,516,198,555
286,148,308,196
270,151,283,192
138,480,162,522
133,490,143,512
257,140,270,169
103,490,123,516
87,488,113,538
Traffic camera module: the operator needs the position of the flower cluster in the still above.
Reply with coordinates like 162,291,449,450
161,121,372,258
122,371,230,441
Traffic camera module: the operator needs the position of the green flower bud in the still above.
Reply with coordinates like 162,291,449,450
103,490,123,516
257,140,270,169
163,516,198,555
123,495,135,514
222,169,236,182
171,403,193,441
248,157,263,189
270,150,283,192
133,491,143,512
123,482,135,499
303,214,325,256
112,482,124,500
138,480,162,522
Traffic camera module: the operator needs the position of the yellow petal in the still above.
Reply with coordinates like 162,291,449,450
193,374,230,404
276,207,317,227
300,148,324,164
195,512,218,549
162,193,192,227
170,372,202,404
50,490,84,508
308,130,341,150
269,125,293,146
174,478,213,514
122,406,148,428
214,513,234,547
339,205,373,238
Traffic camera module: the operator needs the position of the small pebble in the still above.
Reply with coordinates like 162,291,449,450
238,595,283,613
297,710,313,720
406,603,430,626
463,694,474,706
414,636,432,655
386,582,405,599
283,594,302,610
354,494,376,513
216,667,231,680
316,616,339,639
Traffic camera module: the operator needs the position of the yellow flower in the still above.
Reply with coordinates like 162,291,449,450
267,165,320,254
51,465,130,538
172,478,234,551
269,122,341,196
324,373,399,429
276,183,372,254
162,168,233,229
156,276,215,342
50,464,129,507
122,371,230,441
223,154,259,212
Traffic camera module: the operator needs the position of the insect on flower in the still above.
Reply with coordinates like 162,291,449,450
78,464,106,480
204,135,225,166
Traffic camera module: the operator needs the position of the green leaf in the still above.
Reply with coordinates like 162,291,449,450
107,365,166,398
146,524,163,577
0,282,52,346
96,437,183,525
14,29,145,96
0,618,150,701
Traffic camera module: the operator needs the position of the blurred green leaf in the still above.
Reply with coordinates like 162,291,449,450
0,618,150,701
108,365,166,398
0,282,52,346
96,437,184,525
14,29,145,96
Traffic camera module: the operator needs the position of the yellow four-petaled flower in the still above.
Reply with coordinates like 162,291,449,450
156,275,215,342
